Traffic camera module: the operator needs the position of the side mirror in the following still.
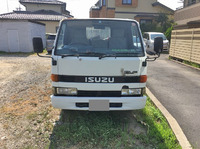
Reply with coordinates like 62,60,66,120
33,37,43,53
154,37,163,54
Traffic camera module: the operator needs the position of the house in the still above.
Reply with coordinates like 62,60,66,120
0,0,73,52
19,0,70,15
0,20,45,52
0,0,73,33
174,0,200,29
19,0,73,33
90,0,174,24
0,9,71,33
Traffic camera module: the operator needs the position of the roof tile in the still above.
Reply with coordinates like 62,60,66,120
0,10,71,21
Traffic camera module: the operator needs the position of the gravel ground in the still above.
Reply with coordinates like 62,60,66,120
0,55,51,107
0,54,61,149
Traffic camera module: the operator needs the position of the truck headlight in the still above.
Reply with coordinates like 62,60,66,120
56,87,77,95
121,88,142,96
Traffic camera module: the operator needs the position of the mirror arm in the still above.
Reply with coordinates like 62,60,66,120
146,53,160,62
37,53,51,58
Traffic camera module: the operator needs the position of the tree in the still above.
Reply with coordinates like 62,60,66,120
156,13,168,27
155,13,174,33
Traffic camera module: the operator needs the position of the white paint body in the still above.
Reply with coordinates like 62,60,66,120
51,56,147,110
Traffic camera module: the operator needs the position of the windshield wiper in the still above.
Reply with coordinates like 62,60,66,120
82,52,117,59
99,54,117,59
60,54,80,58
60,52,118,59
115,52,142,56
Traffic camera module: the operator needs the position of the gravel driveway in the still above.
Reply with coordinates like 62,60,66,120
0,55,51,107
0,54,61,149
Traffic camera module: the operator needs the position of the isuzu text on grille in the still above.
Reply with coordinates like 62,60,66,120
85,77,114,83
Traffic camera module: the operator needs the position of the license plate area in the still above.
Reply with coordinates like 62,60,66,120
89,100,109,111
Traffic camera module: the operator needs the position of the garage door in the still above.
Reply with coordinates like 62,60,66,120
8,30,19,52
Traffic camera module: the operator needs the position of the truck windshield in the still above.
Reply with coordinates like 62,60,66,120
55,20,144,57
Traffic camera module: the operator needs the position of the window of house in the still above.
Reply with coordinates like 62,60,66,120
56,26,59,32
140,19,152,25
122,0,132,5
188,0,196,5
102,0,106,6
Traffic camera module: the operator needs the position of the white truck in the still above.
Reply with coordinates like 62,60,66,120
33,18,163,111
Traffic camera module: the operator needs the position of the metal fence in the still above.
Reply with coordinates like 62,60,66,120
170,28,200,64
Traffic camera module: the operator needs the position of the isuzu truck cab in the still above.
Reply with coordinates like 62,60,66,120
33,18,162,111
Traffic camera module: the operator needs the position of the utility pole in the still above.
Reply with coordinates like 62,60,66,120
16,5,22,11
7,0,9,12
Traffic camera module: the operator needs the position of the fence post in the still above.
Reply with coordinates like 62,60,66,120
174,31,177,57
190,28,194,62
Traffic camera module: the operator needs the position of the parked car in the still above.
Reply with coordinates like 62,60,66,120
143,32,169,52
46,33,56,54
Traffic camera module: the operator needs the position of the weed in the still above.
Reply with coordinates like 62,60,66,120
134,98,181,149
49,99,181,149
183,60,200,68
27,112,38,120
0,51,34,56
169,56,200,69
18,98,23,101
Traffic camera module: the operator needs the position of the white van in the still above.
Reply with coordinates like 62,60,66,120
33,19,162,111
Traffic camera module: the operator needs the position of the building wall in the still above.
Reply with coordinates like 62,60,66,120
175,2,200,25
0,20,45,52
24,3,61,13
115,0,167,14
107,0,115,8
39,21,60,33
134,16,155,23
98,6,115,18
29,22,46,51
116,0,138,8
91,0,172,20
90,9,100,18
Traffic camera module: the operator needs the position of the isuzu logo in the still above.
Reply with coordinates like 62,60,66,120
85,77,114,83
121,68,138,76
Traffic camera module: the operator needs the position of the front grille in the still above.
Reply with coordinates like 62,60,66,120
78,91,121,97
76,103,122,108
77,91,142,97
58,75,140,83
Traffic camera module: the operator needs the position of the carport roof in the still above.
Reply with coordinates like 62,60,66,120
0,10,72,21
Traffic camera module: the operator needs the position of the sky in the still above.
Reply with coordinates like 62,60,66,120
0,0,183,18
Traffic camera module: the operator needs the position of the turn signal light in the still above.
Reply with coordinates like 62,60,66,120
140,75,147,83
51,74,59,82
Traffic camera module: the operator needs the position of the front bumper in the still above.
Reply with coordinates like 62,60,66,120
51,95,147,111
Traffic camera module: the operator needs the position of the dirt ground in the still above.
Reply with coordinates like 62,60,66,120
0,54,148,149
0,54,61,149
